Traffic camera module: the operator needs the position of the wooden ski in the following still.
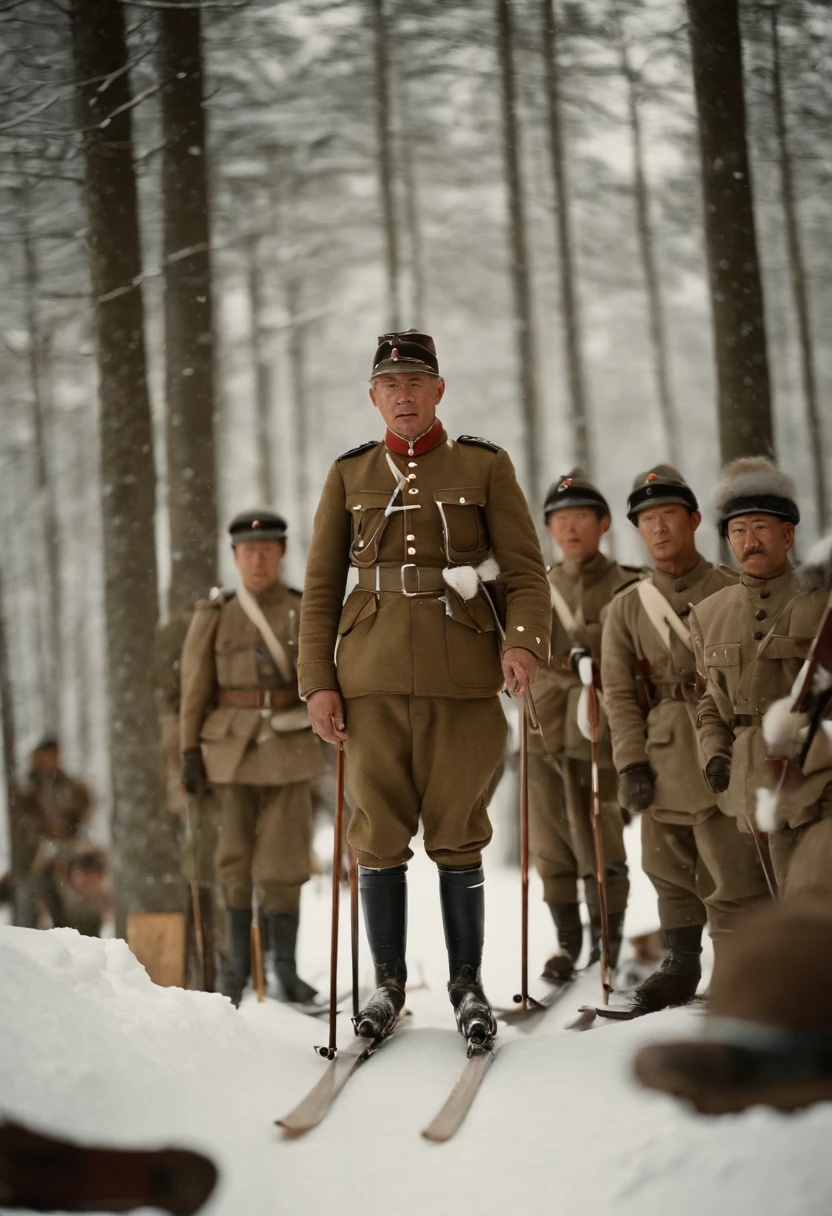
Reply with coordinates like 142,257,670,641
277,1032,390,1136
421,1048,496,1144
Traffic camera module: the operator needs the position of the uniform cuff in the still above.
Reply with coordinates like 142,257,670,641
503,617,551,663
615,746,650,774
298,662,341,701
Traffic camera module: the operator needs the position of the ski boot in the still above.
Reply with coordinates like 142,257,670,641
438,864,496,1053
587,909,626,970
542,903,583,982
267,912,318,1004
354,864,408,1041
223,908,251,1008
449,964,497,1054
632,925,703,1012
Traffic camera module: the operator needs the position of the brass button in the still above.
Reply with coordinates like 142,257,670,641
406,533,415,541
459,496,466,503
407,547,416,556
407,473,417,481
760,591,770,600
753,631,764,640
408,461,417,468
516,625,525,632
408,488,419,495
755,609,767,621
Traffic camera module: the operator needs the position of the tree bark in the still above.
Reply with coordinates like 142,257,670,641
370,0,401,329
285,274,311,551
612,0,680,467
496,0,544,502
770,7,827,529
685,0,774,462
70,0,179,931
541,0,592,474
158,0,219,613
246,234,276,505
0,565,18,900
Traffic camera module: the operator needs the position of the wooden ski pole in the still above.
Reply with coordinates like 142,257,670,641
250,887,265,1003
585,670,612,1004
349,847,360,1021
514,694,533,1009
319,740,346,1060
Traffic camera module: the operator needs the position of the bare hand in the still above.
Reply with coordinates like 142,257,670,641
308,689,347,744
502,646,538,697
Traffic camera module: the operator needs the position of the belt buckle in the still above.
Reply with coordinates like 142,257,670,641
400,563,421,596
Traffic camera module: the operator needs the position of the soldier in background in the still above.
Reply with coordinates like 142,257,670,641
179,511,325,1007
154,614,223,989
528,472,636,980
602,467,769,1012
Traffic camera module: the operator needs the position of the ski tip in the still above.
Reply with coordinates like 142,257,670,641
565,1006,597,1031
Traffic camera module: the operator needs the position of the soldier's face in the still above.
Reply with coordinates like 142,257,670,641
369,373,445,437
234,541,285,592
637,504,700,564
547,507,609,562
31,746,60,775
727,515,794,579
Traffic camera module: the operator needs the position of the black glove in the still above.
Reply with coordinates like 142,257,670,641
618,763,655,813
181,748,207,795
705,755,732,795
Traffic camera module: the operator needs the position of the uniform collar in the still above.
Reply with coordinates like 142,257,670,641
652,553,711,594
740,564,794,593
561,551,609,582
384,418,446,457
251,581,283,607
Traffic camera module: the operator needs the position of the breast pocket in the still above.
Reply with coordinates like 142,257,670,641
434,488,489,563
345,491,394,567
215,641,255,687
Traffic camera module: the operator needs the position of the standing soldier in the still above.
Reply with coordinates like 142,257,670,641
298,330,551,1053
602,466,769,1012
690,459,829,897
179,511,325,1007
529,472,636,980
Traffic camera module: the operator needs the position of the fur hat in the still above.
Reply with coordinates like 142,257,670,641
797,533,832,594
713,457,799,537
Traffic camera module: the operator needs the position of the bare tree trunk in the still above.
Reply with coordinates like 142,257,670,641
158,0,219,613
285,274,311,551
770,7,826,528
496,0,544,502
541,0,592,474
612,0,680,467
686,0,774,461
70,0,179,932
246,234,275,505
0,566,18,886
398,78,426,327
14,161,61,719
370,0,401,329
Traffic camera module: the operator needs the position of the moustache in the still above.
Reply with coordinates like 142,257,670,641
742,549,766,558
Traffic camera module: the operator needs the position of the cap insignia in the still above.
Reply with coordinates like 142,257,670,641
391,347,399,361
647,473,658,482
252,519,261,528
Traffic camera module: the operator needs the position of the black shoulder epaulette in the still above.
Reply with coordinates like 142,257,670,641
612,577,642,597
337,440,380,462
457,434,502,452
620,564,646,575
288,585,303,598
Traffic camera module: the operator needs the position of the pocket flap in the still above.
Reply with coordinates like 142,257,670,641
706,642,741,667
345,491,393,511
338,587,378,635
763,634,814,661
200,706,235,741
434,487,487,507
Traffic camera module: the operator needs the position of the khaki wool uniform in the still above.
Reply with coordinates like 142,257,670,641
180,582,325,914
690,569,830,899
602,557,770,939
298,426,552,870
13,770,94,930
529,553,634,911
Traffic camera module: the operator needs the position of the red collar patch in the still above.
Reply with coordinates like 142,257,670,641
385,418,445,457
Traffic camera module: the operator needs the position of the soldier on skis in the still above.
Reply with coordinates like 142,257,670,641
298,330,551,1053
690,460,831,899
180,510,325,1007
601,466,770,1012
528,471,636,981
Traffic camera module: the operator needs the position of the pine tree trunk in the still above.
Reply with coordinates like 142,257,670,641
285,275,311,552
246,234,275,506
70,0,179,931
541,0,592,474
0,566,18,887
685,0,774,461
158,0,219,612
613,0,680,467
496,0,544,501
398,79,426,328
370,0,401,329
770,8,827,529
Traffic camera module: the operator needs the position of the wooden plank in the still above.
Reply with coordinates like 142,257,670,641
127,912,186,987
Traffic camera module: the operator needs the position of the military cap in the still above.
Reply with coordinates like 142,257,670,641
371,329,440,379
543,469,610,523
228,509,288,546
713,457,800,537
34,735,59,752
627,464,698,524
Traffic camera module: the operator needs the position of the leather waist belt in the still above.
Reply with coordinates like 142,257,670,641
216,688,298,710
357,564,447,596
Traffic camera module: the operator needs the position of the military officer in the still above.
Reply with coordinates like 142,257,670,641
602,466,770,1012
298,329,551,1052
528,471,636,981
690,459,830,899
180,510,325,1007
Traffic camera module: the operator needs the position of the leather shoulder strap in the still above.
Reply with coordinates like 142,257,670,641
637,578,694,653
236,584,295,683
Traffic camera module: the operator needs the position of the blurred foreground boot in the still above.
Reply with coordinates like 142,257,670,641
353,864,407,1040
542,903,583,982
223,909,251,1008
633,925,703,1012
440,865,496,1053
0,1120,218,1215
267,913,317,1004
587,909,626,970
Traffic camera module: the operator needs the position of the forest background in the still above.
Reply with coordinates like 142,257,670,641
0,0,829,923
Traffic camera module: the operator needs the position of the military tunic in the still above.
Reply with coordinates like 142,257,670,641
180,582,324,914
602,556,769,938
298,426,551,869
528,552,634,912
13,769,94,930
690,568,830,897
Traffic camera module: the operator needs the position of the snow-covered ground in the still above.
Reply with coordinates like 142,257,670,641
3,821,832,1216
